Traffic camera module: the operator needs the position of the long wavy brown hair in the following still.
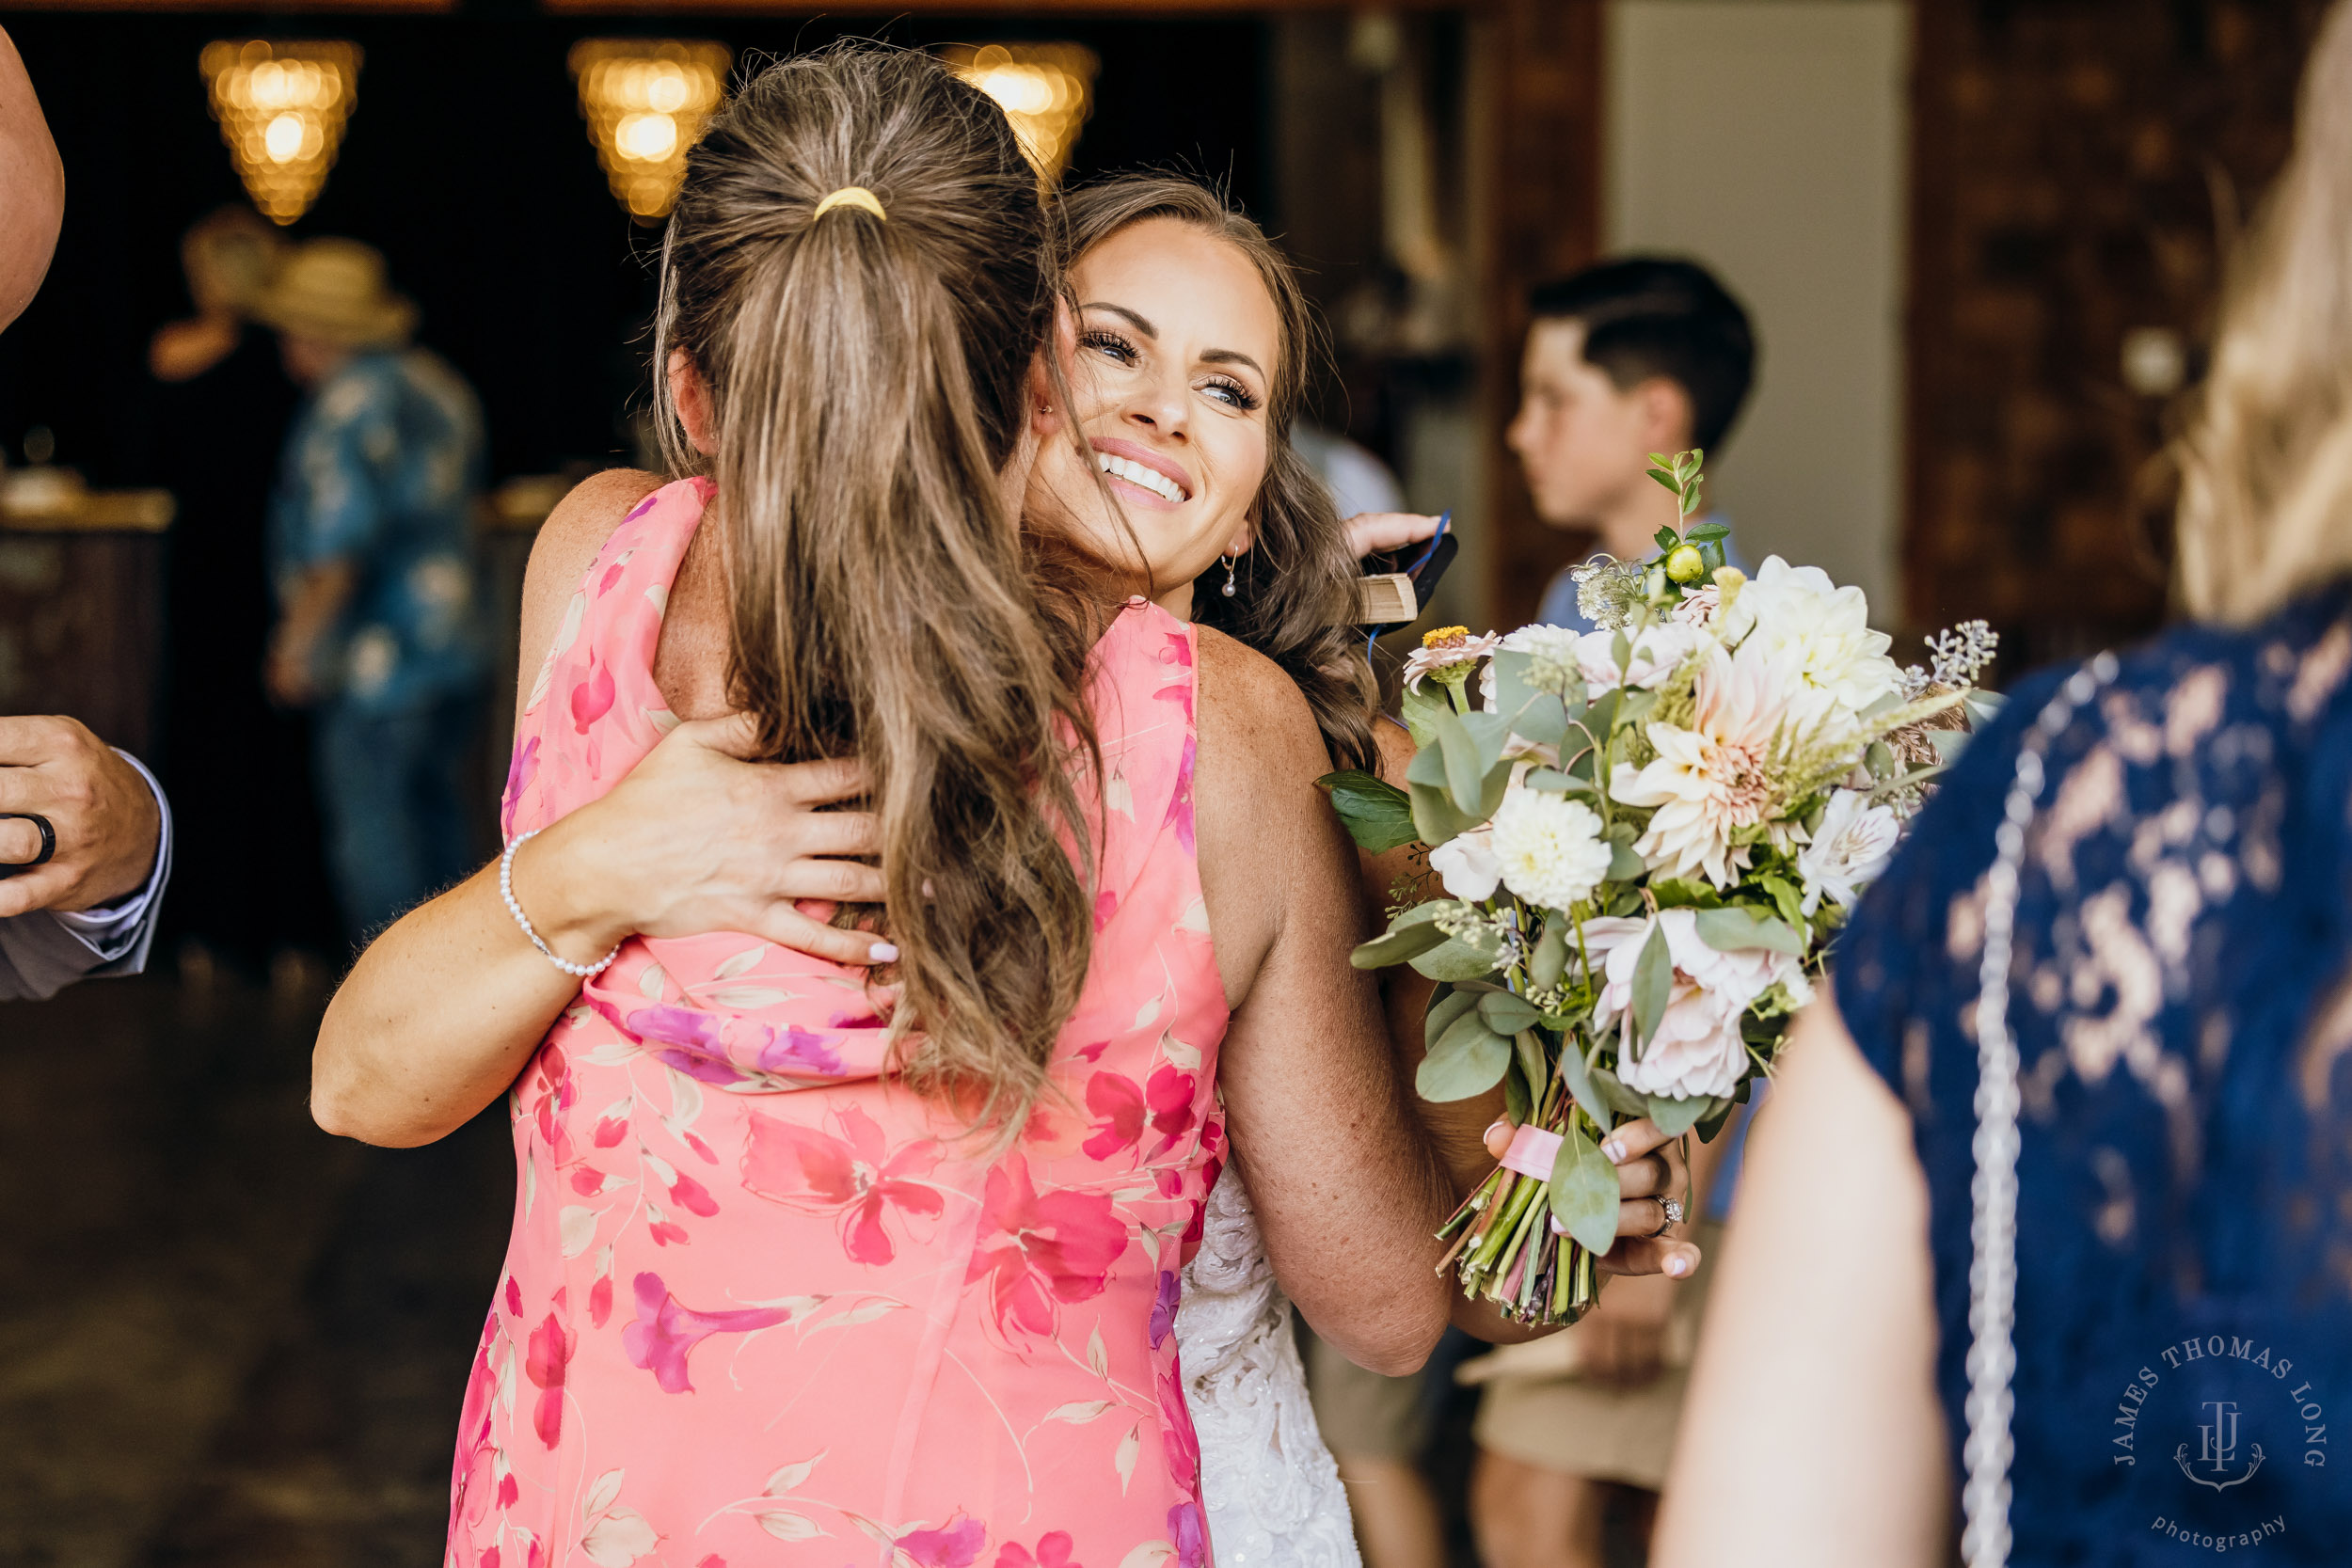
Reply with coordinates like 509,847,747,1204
1056,176,1380,773
653,44,1097,1131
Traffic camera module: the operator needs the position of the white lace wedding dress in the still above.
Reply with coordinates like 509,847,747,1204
1173,1172,1362,1568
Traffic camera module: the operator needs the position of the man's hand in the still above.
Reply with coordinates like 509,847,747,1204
0,716,162,917
1344,512,1444,561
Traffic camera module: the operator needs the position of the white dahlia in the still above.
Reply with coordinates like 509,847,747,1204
1575,623,1704,693
1730,556,1901,722
1610,639,1792,888
1488,787,1613,911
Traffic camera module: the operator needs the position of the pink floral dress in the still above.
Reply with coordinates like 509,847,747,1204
451,479,1228,1568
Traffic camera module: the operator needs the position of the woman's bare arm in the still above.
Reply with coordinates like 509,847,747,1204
1195,628,1454,1374
1653,995,1949,1568
310,470,886,1148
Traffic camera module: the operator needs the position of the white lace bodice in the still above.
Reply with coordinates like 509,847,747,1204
1174,1174,1361,1568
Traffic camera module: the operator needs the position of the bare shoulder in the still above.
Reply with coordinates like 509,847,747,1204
515,468,665,710
1373,711,1416,785
1194,625,1322,762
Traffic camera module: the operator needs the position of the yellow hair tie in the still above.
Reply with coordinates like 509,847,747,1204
812,186,886,223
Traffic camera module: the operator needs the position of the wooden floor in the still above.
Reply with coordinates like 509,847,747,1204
0,970,510,1567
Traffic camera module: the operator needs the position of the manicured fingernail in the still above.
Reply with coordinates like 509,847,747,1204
868,942,898,963
1601,1137,1627,1164
1665,1254,1691,1277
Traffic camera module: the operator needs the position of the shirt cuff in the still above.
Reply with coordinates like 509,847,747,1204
50,751,172,960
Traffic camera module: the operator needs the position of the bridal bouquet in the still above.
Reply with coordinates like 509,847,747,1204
1324,451,1997,1325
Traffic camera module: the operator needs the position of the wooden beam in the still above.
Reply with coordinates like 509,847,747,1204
1473,0,1602,628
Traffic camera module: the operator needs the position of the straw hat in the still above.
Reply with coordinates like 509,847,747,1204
252,237,417,349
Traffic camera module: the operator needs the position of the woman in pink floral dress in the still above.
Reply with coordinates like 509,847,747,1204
312,46,1465,1568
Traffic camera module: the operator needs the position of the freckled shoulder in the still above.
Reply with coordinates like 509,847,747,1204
514,468,666,715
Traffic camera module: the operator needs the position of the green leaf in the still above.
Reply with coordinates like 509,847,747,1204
1587,1065,1653,1118
1424,985,1477,1050
1408,782,1477,847
1399,682,1453,749
1318,770,1420,854
1505,692,1569,748
1527,918,1569,991
1351,919,1448,969
1417,1010,1512,1101
1629,921,1674,1048
1410,931,1508,982
1503,1060,1534,1125
1461,710,1516,773
1549,1125,1623,1257
1605,887,1645,917
1692,905,1804,956
1649,878,1720,910
1650,527,1679,552
1684,521,1730,543
1431,705,1488,817
1606,842,1645,880
1760,873,1806,931
1477,990,1542,1035
1645,1093,1711,1137
1612,628,1633,671
1695,1098,1739,1142
1554,1028,1600,1112
1513,1027,1549,1102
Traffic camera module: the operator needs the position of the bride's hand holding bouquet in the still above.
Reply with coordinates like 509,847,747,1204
1327,451,1997,1326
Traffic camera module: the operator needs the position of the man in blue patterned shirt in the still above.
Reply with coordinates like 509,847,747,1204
261,238,485,942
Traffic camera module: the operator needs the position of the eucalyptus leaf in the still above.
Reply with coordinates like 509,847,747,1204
1554,1029,1600,1114
1587,1065,1653,1119
1528,919,1569,991
1399,682,1453,749
1606,842,1645,880
1605,887,1645,917
1318,769,1420,854
1410,927,1509,982
1432,705,1487,816
1645,1093,1711,1137
1423,987,1477,1050
1760,873,1806,931
1462,710,1516,773
1506,691,1569,748
1692,905,1805,956
1521,768,1575,794
1351,919,1449,969
1694,1098,1738,1143
1417,1012,1513,1101
1629,922,1674,1048
1408,782,1476,847
1477,990,1542,1035
1549,1126,1623,1257
1514,1028,1549,1102
1929,726,1971,761
1502,1062,1533,1125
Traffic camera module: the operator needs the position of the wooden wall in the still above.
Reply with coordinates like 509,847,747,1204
1905,0,2327,666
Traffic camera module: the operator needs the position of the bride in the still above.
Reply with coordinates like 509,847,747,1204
314,152,1699,1561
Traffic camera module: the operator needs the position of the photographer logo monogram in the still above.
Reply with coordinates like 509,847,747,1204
2112,1335,2326,1551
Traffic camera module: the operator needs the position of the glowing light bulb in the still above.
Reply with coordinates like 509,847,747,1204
200,40,361,224
945,43,1098,189
568,40,730,224
263,112,305,163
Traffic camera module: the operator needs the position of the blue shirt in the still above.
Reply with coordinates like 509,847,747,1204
271,347,485,713
1534,515,1745,632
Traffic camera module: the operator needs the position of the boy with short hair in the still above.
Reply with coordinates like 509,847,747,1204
1506,257,1756,630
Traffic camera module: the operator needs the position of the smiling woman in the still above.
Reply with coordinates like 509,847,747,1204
1041,176,1380,776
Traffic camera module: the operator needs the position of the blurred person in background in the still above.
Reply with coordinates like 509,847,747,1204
1512,259,1755,631
259,237,484,944
146,207,326,981
1658,5,2352,1562
0,25,176,1001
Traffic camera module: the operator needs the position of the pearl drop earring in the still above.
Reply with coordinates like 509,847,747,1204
1222,554,1239,598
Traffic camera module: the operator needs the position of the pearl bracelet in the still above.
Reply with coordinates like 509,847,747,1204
501,828,621,979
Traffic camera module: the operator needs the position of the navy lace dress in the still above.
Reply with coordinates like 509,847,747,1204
1839,587,2352,1563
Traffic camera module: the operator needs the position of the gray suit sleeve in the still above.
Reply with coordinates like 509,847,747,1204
0,758,173,1002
